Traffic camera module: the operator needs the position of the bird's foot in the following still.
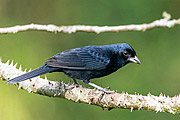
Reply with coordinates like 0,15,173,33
73,83,80,87
67,79,80,89
72,79,80,87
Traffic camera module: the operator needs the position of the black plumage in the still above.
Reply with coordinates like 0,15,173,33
7,43,141,93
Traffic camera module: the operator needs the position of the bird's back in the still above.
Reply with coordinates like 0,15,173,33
46,44,127,80
45,45,117,71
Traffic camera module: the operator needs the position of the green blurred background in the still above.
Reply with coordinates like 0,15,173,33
0,0,180,119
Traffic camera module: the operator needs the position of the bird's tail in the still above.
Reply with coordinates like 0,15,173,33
7,65,58,84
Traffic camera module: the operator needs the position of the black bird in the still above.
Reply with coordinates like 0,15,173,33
7,43,141,93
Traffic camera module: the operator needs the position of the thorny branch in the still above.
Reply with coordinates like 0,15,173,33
0,58,180,114
0,12,179,34
0,12,180,114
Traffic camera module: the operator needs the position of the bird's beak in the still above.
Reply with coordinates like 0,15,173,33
128,56,141,64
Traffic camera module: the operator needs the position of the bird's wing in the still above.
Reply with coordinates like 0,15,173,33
45,47,111,70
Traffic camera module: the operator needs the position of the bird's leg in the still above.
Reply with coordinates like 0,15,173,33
83,80,115,94
73,79,79,86
67,79,80,89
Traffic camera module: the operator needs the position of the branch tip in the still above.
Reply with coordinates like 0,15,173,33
163,11,171,20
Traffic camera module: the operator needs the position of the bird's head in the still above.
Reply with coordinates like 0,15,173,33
117,43,141,64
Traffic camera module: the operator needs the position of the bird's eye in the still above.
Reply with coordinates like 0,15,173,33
123,51,129,56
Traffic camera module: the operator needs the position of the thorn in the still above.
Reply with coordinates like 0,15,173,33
45,75,47,80
162,11,171,20
24,68,27,72
55,80,59,86
159,92,163,97
10,60,14,66
131,107,133,112
28,68,32,72
6,60,10,65
14,63,18,68
148,92,151,96
28,90,32,93
19,65,22,71
163,94,166,97
18,85,21,90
